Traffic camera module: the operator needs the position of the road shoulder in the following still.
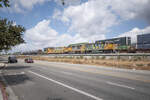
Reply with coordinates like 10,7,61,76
0,63,18,100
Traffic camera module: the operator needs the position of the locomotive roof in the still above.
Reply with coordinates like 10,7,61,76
96,37,130,43
68,42,89,46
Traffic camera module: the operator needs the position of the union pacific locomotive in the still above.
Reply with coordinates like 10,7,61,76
44,33,150,54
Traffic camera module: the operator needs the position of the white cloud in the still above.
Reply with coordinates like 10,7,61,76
54,0,150,42
9,0,150,52
119,26,150,43
11,19,104,52
61,0,117,38
109,0,150,21
1,0,50,13
25,19,57,42
52,9,62,20
1,0,82,13
12,22,17,26
54,0,81,6
19,0,47,9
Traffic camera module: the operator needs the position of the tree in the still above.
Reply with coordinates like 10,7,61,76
0,0,25,51
0,0,10,8
0,18,25,51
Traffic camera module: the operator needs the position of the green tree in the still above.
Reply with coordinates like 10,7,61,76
0,0,25,51
0,0,10,7
0,18,25,51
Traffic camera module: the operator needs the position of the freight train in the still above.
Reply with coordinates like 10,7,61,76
44,33,150,54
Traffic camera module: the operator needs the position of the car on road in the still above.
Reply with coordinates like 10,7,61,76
8,56,18,63
24,58,34,63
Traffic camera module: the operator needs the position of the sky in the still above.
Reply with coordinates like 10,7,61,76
0,0,150,53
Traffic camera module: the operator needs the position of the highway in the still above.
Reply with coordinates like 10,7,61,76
1,57,150,100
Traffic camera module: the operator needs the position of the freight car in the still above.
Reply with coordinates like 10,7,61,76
68,43,87,54
136,33,150,53
85,43,97,53
66,37,131,54
44,47,64,54
43,34,150,54
53,47,64,54
63,46,72,53
44,37,132,54
44,47,54,54
95,37,131,53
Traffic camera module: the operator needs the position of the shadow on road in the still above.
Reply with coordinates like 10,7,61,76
2,74,30,86
1,65,32,86
4,65,31,70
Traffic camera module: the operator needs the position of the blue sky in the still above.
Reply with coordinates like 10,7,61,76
107,19,149,38
0,0,57,28
0,0,150,52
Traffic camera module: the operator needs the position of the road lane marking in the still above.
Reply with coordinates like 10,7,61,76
4,72,25,76
28,71,103,100
33,62,150,83
106,81,135,90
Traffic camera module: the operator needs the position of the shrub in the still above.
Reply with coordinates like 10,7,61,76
96,56,100,60
136,64,144,67
117,56,121,60
79,56,84,59
147,63,150,66
101,56,106,60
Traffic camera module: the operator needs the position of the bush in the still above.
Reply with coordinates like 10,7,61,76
132,56,141,61
91,60,94,63
136,64,144,67
79,56,83,59
96,56,100,60
84,57,87,60
54,56,58,59
147,63,150,66
109,57,114,60
76,56,80,59
117,56,121,60
101,56,105,60
91,56,95,60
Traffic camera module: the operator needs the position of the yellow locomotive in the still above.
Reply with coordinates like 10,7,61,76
44,37,132,54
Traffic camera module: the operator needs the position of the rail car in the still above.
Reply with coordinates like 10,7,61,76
63,47,72,53
136,33,150,53
67,43,87,54
44,47,64,54
44,33,150,54
44,47,54,54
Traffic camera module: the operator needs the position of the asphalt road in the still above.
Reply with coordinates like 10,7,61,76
1,57,150,100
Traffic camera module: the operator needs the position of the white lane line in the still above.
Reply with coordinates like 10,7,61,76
106,81,135,90
28,71,103,100
5,71,25,76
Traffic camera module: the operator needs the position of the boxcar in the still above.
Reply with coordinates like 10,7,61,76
53,47,64,54
95,37,131,53
137,33,150,52
85,43,96,53
63,47,72,54
44,47,54,54
137,33,150,49
68,43,87,53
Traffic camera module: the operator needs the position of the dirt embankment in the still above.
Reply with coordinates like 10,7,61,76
18,56,150,70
